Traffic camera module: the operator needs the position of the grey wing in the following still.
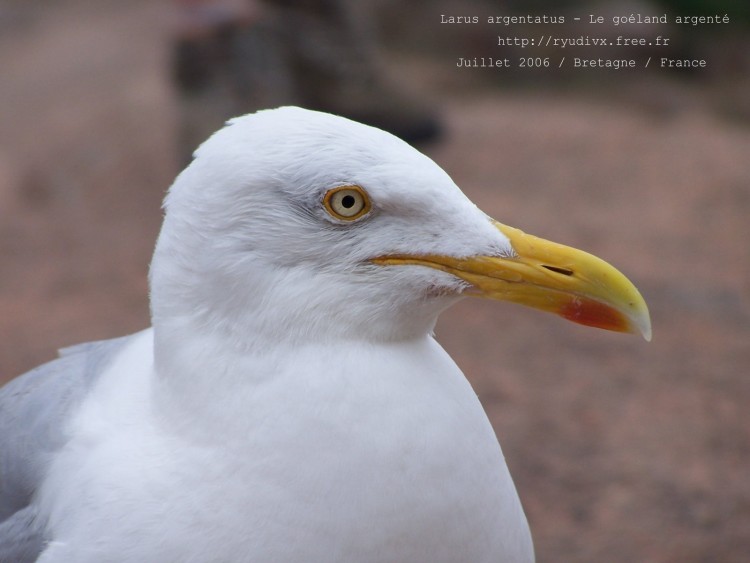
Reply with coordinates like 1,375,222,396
0,335,131,562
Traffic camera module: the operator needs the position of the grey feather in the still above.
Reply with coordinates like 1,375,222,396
0,335,131,560
0,505,43,563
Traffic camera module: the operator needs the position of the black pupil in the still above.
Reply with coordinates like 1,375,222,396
341,194,356,209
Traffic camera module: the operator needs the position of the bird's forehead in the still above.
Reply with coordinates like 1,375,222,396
214,108,426,173
197,108,482,223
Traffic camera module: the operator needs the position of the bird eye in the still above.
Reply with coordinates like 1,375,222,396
323,185,371,221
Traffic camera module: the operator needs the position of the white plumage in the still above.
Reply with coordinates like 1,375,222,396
1,107,650,562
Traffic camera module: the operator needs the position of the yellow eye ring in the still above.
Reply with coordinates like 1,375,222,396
323,185,371,221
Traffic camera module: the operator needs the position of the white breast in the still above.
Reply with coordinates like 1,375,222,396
37,331,533,562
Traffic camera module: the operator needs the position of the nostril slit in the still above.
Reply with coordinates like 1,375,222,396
542,265,574,276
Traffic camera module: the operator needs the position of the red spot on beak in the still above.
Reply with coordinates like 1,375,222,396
559,297,630,333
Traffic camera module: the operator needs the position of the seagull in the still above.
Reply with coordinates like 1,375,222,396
0,107,650,562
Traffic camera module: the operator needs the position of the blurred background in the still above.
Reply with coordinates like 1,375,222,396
1,0,749,561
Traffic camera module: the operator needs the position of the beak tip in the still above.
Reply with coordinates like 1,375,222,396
628,306,652,342
637,318,653,342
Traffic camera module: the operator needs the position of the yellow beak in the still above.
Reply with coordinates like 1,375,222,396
372,220,652,341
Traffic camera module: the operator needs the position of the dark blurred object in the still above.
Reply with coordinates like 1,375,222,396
171,0,442,164
268,0,441,146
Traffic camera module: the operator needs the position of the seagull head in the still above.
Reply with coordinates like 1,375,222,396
150,107,650,357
